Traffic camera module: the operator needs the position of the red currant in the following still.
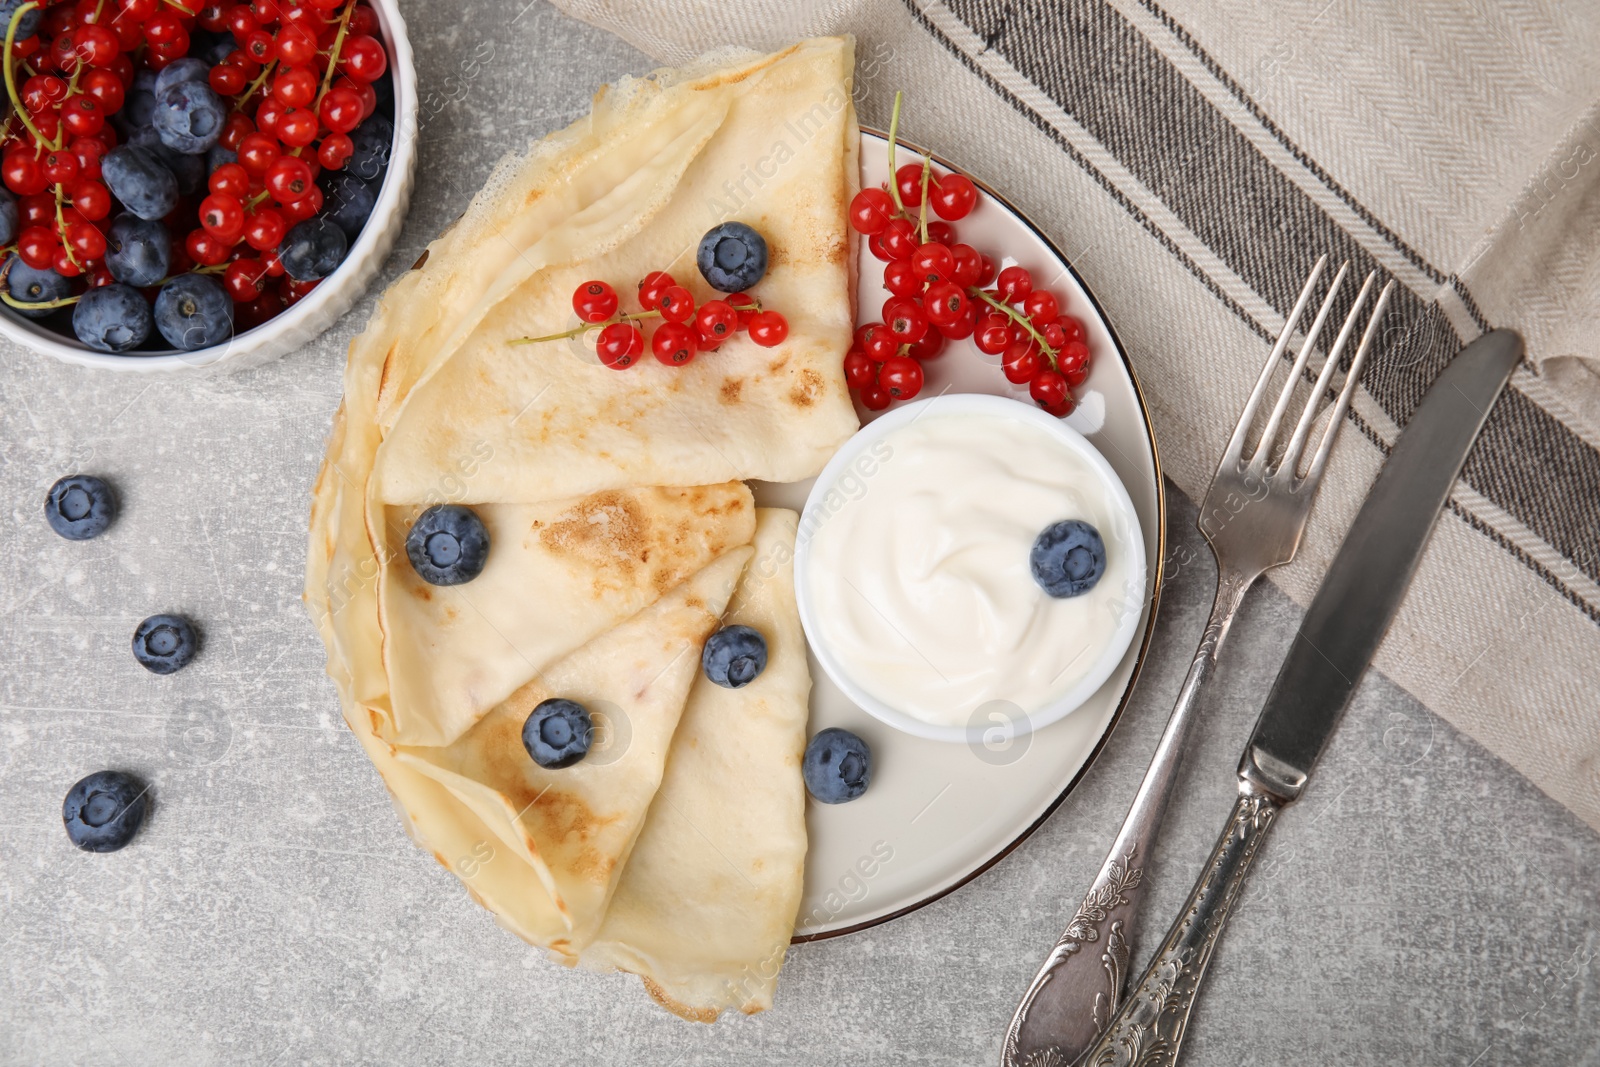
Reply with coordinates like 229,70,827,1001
637,270,675,311
694,299,737,344
1056,315,1086,345
80,68,124,112
209,161,251,198
922,281,967,327
210,61,249,94
319,86,364,134
977,254,998,286
1030,369,1074,416
238,132,281,175
860,382,891,411
879,355,924,400
1002,341,1040,384
866,229,893,263
276,107,319,147
200,192,246,240
859,322,899,361
122,0,159,20
843,349,876,390
882,258,921,298
938,303,977,341
926,221,956,246
318,132,354,169
281,188,323,220
265,154,314,201
187,227,231,266
1023,290,1059,325
244,207,287,251
975,312,1011,356
274,22,319,65
652,321,698,365
273,64,317,107
882,296,928,343
748,310,789,347
20,193,55,226
337,33,386,81
3,148,48,196
221,113,255,151
76,23,121,65
53,247,83,277
224,258,268,302
17,226,60,269
930,173,978,220
894,162,929,207
597,322,643,369
70,179,111,221
1058,340,1092,388
572,280,618,323
879,218,917,261
848,187,896,235
725,291,756,326
656,285,695,324
42,148,80,185
67,220,106,260
910,242,954,286
908,328,946,359
23,74,68,113
950,243,983,287
61,96,105,137
997,265,1033,303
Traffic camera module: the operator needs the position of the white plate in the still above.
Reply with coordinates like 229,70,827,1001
754,131,1166,939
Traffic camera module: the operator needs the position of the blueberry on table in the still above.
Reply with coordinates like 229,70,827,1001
5,259,72,318
63,770,149,853
803,728,872,804
1030,519,1107,598
104,214,172,288
277,217,348,282
45,475,116,540
522,699,594,769
701,625,768,689
132,614,198,675
102,145,179,221
696,222,769,292
154,274,232,350
153,80,225,154
73,284,153,353
405,505,489,586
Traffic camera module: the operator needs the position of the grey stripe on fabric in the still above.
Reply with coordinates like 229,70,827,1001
930,0,1600,598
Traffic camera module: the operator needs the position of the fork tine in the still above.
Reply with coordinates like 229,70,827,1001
1221,254,1328,466
1279,271,1377,479
1251,261,1350,471
1303,279,1396,484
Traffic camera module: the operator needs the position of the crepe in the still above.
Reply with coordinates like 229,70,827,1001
581,509,811,1019
304,37,858,1021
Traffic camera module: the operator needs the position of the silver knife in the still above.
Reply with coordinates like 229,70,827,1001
1063,328,1523,1067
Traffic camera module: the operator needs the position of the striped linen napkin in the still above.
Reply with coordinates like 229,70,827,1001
548,0,1600,832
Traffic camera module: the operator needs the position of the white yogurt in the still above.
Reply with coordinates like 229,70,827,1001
802,410,1138,729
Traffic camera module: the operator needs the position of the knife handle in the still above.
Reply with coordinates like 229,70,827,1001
1069,785,1284,1067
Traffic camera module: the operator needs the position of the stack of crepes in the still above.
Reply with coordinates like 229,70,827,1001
303,38,860,1019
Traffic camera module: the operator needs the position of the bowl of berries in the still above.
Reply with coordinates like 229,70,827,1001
0,0,415,371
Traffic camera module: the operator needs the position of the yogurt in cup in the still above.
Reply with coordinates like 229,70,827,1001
794,393,1146,743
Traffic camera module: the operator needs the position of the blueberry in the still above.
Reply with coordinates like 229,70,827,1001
347,115,393,182
319,171,375,239
521,698,594,769
63,770,149,853
73,283,153,353
276,216,347,281
102,145,179,221
0,0,42,40
153,57,211,96
206,144,237,174
118,69,160,130
405,505,489,585
132,614,198,674
0,187,17,246
44,475,116,540
127,125,205,195
154,274,232,350
696,222,769,292
701,625,768,689
153,80,225,154
4,259,71,318
802,728,872,804
104,213,171,288
1030,520,1107,598
191,29,236,65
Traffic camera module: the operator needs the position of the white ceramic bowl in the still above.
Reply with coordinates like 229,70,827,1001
793,392,1147,744
0,0,418,373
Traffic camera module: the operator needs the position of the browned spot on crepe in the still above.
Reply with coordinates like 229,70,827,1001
719,377,744,404
642,977,719,1024
789,368,823,408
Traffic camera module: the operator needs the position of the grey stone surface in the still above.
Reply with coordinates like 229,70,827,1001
2,3,1597,1064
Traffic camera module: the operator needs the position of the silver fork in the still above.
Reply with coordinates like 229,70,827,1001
1002,257,1395,1067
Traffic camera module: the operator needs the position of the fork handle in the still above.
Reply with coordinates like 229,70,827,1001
1003,569,1253,1067
1068,784,1285,1067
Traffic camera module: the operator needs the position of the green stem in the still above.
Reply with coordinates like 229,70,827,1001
510,308,663,347
969,286,1059,370
4,3,48,149
885,90,905,215
318,0,357,104
235,58,278,112
54,183,79,269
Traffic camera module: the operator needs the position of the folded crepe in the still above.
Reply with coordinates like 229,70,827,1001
304,37,858,1021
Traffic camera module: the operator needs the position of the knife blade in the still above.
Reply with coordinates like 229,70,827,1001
1071,328,1524,1067
1238,328,1523,800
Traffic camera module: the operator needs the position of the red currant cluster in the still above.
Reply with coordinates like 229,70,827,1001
521,272,791,369
843,96,1093,417
1,0,386,327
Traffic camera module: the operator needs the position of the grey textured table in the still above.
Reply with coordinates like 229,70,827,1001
3,5,1598,1065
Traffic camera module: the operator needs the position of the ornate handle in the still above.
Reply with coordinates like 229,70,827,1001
1068,786,1283,1067
1004,571,1252,1067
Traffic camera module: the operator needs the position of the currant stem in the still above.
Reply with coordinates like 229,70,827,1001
886,90,905,215
235,58,278,112
54,183,80,269
509,308,664,347
969,286,1059,370
917,158,931,244
4,3,49,149
318,0,357,104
